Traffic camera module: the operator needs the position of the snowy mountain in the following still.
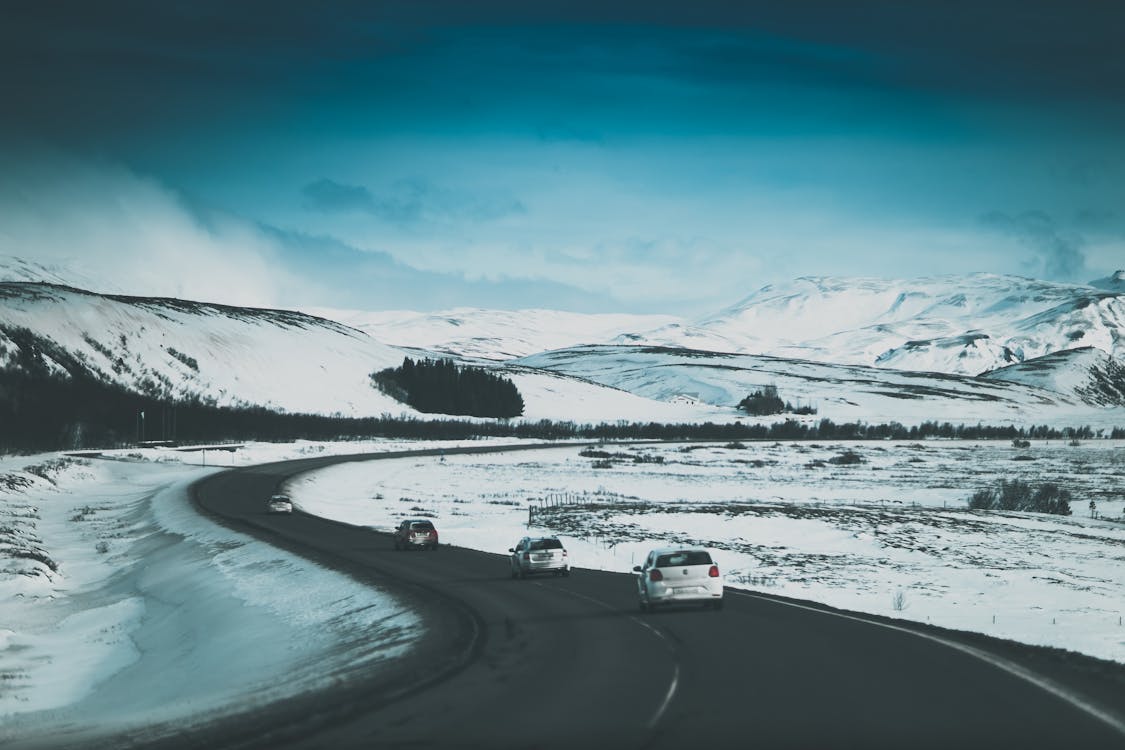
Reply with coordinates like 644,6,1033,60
307,306,680,361
311,273,1125,382
4,255,1125,425
616,274,1125,376
1089,270,1125,292
982,347,1125,407
0,282,729,423
0,255,120,294
0,282,410,416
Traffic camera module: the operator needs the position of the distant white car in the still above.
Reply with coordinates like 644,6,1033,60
509,536,570,578
266,494,293,514
634,547,723,611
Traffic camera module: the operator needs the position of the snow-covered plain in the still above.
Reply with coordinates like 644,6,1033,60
0,444,425,748
517,344,1125,427
4,436,1125,746
284,440,1125,664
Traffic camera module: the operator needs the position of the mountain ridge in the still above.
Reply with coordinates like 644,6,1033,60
3,258,1125,427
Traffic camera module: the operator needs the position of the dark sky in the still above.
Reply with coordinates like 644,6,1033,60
2,1,1123,312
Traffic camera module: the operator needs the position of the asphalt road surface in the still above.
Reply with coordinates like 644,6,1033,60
161,445,1125,750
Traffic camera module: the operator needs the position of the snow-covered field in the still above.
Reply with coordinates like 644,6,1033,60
4,436,1125,746
285,439,1125,664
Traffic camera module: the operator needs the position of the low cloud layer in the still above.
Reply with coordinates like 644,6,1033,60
0,151,319,308
980,210,1088,281
0,150,612,312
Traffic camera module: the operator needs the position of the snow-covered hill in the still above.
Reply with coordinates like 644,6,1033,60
5,255,1125,424
0,255,120,294
1089,270,1125,292
0,282,411,416
0,282,730,423
516,344,1120,426
307,307,680,361
616,274,1125,376
982,347,1125,407
310,273,1125,383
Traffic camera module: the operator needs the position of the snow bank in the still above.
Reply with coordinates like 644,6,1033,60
0,453,420,747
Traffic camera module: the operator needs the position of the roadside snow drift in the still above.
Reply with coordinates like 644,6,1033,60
0,453,420,748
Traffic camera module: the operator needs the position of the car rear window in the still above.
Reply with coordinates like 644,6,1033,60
656,550,712,567
410,521,435,530
529,538,563,551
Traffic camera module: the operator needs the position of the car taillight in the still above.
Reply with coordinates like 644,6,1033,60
523,552,530,561
649,569,663,582
708,565,720,578
562,550,568,557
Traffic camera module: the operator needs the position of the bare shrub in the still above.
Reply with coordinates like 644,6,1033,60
968,479,1072,516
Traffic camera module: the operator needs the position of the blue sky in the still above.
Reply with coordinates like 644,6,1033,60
2,1,1123,313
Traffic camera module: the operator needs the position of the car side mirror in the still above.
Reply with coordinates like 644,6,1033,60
632,565,643,573
508,548,514,553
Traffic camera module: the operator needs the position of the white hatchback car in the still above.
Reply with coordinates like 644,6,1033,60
634,547,723,611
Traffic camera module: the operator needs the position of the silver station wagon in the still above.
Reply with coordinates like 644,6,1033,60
509,536,570,578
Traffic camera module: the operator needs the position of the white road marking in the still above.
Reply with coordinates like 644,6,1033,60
535,583,681,730
729,589,1125,738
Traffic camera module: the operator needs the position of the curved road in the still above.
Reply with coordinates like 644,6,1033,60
168,445,1125,750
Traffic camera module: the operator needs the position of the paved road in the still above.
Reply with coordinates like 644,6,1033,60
177,445,1125,750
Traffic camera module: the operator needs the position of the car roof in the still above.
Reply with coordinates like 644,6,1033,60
527,535,560,542
405,518,434,524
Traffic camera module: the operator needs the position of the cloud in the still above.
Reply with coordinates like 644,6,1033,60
0,149,326,307
256,227,615,311
980,210,1087,281
300,178,525,227
300,178,376,214
0,148,610,312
